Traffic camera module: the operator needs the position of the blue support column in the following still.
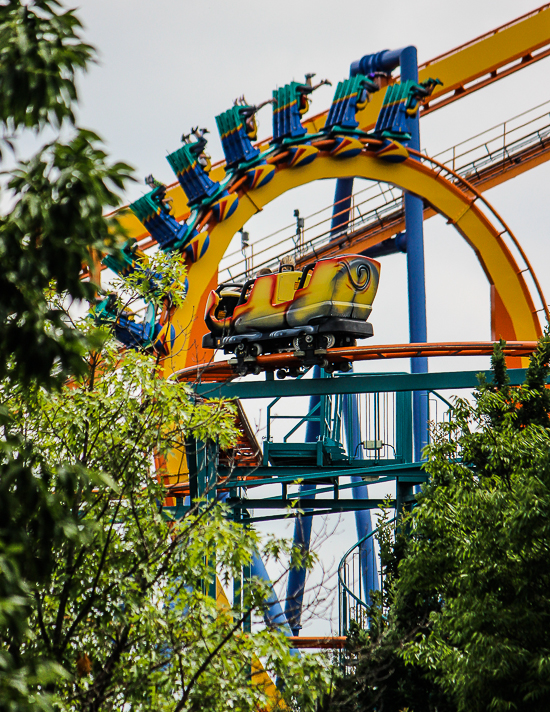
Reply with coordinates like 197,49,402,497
335,45,429,460
343,391,379,601
251,552,295,641
285,366,321,635
405,191,429,460
330,47,406,242
330,177,355,237
400,46,429,461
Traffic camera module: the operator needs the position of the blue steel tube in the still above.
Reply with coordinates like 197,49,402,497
349,48,403,76
250,552,294,637
285,366,321,635
330,177,355,237
330,46,406,235
343,391,379,601
405,190,429,460
400,46,429,460
339,45,429,459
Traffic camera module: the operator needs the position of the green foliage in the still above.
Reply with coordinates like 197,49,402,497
0,335,330,711
113,248,190,312
0,1,133,697
328,336,550,712
1,131,133,386
0,0,134,388
323,506,452,712
0,4,332,709
0,0,92,132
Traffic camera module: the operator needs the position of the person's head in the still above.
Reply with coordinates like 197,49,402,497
256,267,272,277
279,255,295,272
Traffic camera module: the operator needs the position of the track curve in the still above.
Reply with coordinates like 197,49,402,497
167,150,543,374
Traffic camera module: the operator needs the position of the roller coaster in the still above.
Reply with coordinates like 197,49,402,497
92,4,550,659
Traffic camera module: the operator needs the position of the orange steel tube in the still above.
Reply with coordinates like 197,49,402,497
418,4,550,67
175,340,539,383
228,175,248,194
96,3,550,250
266,151,290,164
287,636,347,649
310,139,336,150
194,208,213,233
83,6,550,280
408,148,550,325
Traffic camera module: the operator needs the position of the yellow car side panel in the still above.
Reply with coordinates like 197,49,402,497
229,256,380,335
276,271,302,303
287,256,379,327
233,274,289,333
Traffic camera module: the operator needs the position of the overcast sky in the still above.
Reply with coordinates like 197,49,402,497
71,1,550,632
73,0,550,353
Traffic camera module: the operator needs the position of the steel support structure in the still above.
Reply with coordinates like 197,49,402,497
332,46,428,462
342,391,379,603
401,46,429,462
285,366,321,636
196,367,525,400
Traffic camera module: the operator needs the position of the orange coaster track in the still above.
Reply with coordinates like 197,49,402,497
175,341,539,384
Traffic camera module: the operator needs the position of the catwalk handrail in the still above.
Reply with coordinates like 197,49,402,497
220,109,550,283
409,148,550,324
338,517,397,633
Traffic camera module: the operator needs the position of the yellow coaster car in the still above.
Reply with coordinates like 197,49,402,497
202,254,380,374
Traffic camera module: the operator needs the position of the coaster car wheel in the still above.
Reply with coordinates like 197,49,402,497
230,340,263,377
319,333,335,349
294,333,315,353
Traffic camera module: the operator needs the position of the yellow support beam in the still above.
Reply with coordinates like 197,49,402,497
165,153,540,374
304,4,550,134
109,4,550,251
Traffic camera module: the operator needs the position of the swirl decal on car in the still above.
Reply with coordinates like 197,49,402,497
344,261,371,291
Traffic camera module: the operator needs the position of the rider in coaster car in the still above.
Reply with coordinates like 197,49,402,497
145,174,173,214
215,284,242,320
217,267,273,321
241,268,272,302
279,255,297,273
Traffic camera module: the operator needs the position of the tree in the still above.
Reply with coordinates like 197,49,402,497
322,505,453,712
0,3,331,709
0,0,132,387
0,2,133,705
326,336,550,712
0,328,330,710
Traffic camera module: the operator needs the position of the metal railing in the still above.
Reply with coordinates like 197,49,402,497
265,390,343,448
218,100,550,286
431,99,550,174
338,390,455,635
264,382,455,468
221,180,402,281
338,517,396,636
